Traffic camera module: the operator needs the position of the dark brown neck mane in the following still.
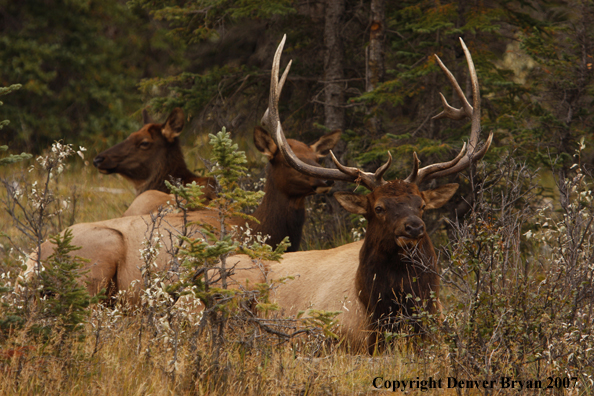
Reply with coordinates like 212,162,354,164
356,223,439,332
245,169,306,253
139,139,196,194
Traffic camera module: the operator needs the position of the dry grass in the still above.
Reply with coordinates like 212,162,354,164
0,317,464,396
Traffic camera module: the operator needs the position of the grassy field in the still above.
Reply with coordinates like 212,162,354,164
1,143,593,395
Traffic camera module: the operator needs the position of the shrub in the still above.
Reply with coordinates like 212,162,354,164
441,151,594,390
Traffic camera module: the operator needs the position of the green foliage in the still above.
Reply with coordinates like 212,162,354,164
165,180,208,210
297,309,341,339
0,0,186,152
208,128,265,218
36,230,99,335
516,2,594,166
0,84,32,166
130,0,295,44
239,236,289,262
177,128,269,309
139,66,258,118
0,146,32,167
0,230,97,342
133,0,592,176
0,84,21,131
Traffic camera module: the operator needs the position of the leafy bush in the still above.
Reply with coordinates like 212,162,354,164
441,150,594,389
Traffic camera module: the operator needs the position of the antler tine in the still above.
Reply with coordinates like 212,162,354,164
269,36,392,191
374,151,392,181
329,151,391,190
405,38,492,185
432,55,473,121
461,37,481,152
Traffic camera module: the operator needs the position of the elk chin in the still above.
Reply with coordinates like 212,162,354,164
314,185,332,194
96,168,115,175
395,235,423,248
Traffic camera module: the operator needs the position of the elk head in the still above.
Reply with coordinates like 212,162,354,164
253,125,340,197
93,108,203,195
335,181,459,248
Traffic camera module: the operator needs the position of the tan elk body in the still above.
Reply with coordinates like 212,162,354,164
24,124,341,295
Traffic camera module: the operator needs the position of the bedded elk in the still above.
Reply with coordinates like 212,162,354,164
93,108,217,202
229,35,493,350
23,124,340,298
122,125,341,251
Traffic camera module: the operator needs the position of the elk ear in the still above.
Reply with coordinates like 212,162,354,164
253,126,278,160
334,192,368,215
421,183,459,210
162,108,185,142
311,129,341,158
142,108,153,125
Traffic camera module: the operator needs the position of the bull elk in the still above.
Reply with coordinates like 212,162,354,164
93,108,217,201
228,36,493,351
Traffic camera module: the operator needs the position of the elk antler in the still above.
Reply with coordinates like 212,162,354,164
404,38,493,185
266,35,392,190
268,37,490,191
260,34,292,134
274,121,392,189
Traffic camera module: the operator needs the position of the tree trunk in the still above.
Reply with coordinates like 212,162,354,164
367,0,385,92
324,0,345,131
366,0,385,137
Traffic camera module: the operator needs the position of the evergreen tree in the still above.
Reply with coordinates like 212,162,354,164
0,0,186,152
37,230,98,335
0,84,31,165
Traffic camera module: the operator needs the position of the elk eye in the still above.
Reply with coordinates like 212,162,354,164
374,206,384,214
139,141,150,149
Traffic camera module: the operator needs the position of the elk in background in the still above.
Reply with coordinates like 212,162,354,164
248,125,340,251
122,125,340,251
93,108,217,202
230,35,493,352
23,119,341,299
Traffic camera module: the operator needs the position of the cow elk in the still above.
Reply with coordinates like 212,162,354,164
228,35,493,351
122,125,340,250
93,108,217,202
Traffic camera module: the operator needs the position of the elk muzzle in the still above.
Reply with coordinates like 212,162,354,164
93,154,118,174
313,179,334,194
397,217,426,243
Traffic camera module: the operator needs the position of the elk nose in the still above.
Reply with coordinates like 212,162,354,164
405,221,424,238
93,156,104,168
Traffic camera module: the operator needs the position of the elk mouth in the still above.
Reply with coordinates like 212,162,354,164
96,166,116,175
314,185,333,194
395,235,424,248
93,156,117,174
395,223,426,247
